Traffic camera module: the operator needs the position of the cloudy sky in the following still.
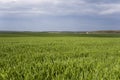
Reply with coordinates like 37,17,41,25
0,0,120,31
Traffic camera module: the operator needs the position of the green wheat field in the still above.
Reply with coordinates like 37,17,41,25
0,32,120,80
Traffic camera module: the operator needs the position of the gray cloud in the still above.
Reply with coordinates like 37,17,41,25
0,0,120,15
0,0,120,31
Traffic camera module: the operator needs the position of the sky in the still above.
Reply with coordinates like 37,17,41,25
0,0,120,31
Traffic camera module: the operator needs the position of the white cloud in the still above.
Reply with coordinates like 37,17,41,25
99,3,120,15
0,0,88,15
0,0,120,15
0,0,62,4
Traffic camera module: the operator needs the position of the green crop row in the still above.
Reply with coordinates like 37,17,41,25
0,37,120,80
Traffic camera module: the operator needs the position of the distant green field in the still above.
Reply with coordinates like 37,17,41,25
0,32,120,37
0,33,120,80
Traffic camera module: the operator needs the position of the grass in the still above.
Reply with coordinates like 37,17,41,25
0,33,120,80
